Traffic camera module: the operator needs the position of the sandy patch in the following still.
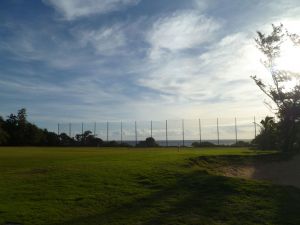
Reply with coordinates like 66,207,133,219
223,155,300,188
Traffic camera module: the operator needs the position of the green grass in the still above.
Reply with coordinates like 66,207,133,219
0,147,299,225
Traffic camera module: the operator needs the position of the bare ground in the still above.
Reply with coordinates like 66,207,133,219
223,154,300,188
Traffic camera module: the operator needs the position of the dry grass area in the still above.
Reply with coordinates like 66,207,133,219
222,154,300,188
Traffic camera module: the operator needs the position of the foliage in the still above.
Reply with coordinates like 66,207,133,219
251,24,300,151
75,130,103,146
0,116,9,145
0,108,125,147
192,141,215,147
137,137,159,147
252,116,279,150
43,130,60,146
103,141,121,147
231,141,252,147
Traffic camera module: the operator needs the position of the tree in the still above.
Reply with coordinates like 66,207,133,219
16,108,27,145
75,130,103,146
0,116,9,145
43,130,60,146
251,24,300,151
145,137,158,147
2,108,47,146
252,117,278,150
59,133,75,146
137,137,159,147
24,123,45,146
4,113,18,145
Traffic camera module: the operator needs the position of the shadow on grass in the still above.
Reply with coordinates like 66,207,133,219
53,168,300,225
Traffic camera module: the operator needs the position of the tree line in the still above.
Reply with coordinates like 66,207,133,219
0,108,162,147
0,108,127,147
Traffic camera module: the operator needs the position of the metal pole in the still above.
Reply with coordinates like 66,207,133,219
106,121,109,142
150,120,152,138
166,120,168,147
57,123,60,135
135,121,137,146
121,121,123,143
81,122,84,136
198,118,202,143
69,123,71,137
217,118,220,145
254,116,257,138
235,117,238,144
94,122,96,136
182,119,185,146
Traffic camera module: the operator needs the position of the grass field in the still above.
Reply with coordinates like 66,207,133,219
0,147,300,225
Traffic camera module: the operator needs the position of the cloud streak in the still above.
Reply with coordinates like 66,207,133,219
43,0,140,20
147,11,220,59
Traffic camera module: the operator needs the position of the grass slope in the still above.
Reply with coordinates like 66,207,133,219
0,147,299,225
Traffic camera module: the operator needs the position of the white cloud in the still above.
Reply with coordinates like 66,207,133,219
147,11,220,59
73,24,126,55
134,28,271,118
193,0,211,11
43,0,140,20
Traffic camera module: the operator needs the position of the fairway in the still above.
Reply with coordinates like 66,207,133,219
0,147,300,225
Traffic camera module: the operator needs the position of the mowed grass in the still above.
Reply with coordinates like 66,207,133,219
0,147,300,225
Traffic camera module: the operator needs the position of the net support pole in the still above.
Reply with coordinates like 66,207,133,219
235,117,238,144
106,121,109,142
135,121,137,146
217,118,220,145
199,118,202,143
182,119,185,147
151,120,152,138
121,121,123,143
166,120,168,147
69,123,71,137
254,116,257,138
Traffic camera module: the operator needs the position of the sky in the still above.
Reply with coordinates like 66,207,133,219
1,0,300,135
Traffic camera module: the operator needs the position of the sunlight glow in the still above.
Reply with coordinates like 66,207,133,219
275,39,300,91
276,41,300,72
282,78,299,91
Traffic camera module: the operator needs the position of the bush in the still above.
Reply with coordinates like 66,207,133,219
251,117,279,150
137,137,159,147
192,141,215,148
231,141,251,147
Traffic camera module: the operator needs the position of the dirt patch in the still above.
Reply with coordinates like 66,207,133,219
223,155,300,188
18,168,50,176
29,168,49,174
222,166,256,179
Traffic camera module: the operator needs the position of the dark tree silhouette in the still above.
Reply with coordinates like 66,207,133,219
252,117,278,150
137,137,159,147
0,109,135,147
0,116,9,145
251,24,300,151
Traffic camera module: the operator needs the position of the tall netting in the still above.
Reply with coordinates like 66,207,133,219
96,122,108,141
167,119,183,146
236,117,255,140
215,118,235,145
121,121,135,143
200,118,218,143
136,120,152,141
152,120,165,143
36,116,264,146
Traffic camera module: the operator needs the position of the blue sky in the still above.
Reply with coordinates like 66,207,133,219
1,0,300,128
